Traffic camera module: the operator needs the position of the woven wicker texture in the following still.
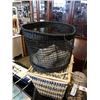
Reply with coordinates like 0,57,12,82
31,44,70,68
66,71,87,100
72,71,87,87
27,55,74,100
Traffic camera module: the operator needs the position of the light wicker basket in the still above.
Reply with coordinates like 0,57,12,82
27,55,74,100
72,71,87,87
67,71,87,100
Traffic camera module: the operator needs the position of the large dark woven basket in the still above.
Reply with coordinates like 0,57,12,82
21,21,76,72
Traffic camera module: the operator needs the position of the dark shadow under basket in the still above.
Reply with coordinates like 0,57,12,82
21,21,76,72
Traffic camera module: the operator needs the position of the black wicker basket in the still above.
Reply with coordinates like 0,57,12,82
21,21,76,72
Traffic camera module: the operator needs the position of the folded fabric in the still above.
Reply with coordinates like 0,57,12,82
57,50,70,59
54,51,70,68
32,44,70,68
36,44,56,58
32,51,57,67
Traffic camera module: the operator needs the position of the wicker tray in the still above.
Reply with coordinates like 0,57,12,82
27,55,74,100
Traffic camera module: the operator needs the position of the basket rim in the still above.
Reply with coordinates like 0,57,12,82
21,21,76,37
30,73,68,84
27,55,74,84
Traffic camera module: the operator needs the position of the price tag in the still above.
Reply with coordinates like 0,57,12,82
79,86,87,92
70,84,78,96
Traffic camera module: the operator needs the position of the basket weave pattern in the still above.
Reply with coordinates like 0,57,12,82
28,55,74,100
